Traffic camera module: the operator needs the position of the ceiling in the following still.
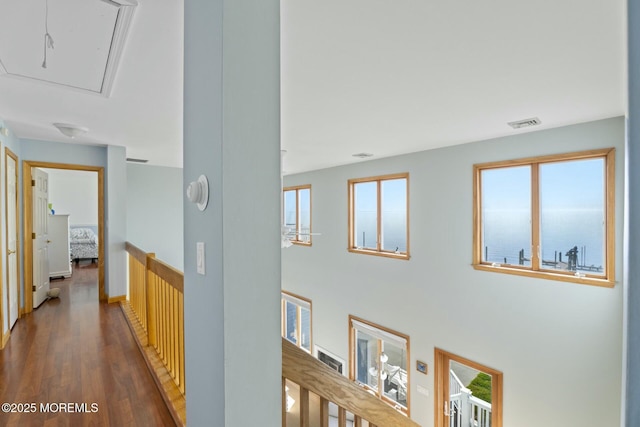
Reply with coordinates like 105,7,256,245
0,0,625,172
0,0,183,167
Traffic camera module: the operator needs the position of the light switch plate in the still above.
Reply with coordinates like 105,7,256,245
417,385,429,396
196,242,205,275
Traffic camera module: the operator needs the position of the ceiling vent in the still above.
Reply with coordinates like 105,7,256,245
126,158,148,163
352,152,374,158
508,117,542,129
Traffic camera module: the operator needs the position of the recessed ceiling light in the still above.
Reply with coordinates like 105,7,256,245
352,152,374,158
507,117,542,129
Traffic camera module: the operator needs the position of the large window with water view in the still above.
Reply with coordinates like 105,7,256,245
348,173,409,259
473,148,615,285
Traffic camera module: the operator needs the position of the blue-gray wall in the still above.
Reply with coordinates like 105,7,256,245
625,1,639,424
183,0,281,425
126,163,183,270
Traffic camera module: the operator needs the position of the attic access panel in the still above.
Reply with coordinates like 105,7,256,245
0,0,136,96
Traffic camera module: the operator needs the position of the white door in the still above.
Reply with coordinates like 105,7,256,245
32,168,50,308
6,153,18,327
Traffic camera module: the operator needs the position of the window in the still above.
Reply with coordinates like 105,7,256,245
349,315,410,415
434,348,503,427
473,148,615,286
348,173,409,259
283,185,312,245
281,291,312,353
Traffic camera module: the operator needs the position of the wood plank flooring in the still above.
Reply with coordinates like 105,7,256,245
0,263,176,427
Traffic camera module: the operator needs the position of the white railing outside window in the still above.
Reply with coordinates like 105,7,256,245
449,370,492,427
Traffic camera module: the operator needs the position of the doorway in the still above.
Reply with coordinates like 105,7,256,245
23,161,105,314
5,148,18,329
434,348,503,427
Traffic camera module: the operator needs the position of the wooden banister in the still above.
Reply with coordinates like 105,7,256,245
282,338,420,427
148,257,184,293
125,241,148,266
124,242,186,425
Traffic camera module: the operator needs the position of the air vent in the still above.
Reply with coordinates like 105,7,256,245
126,158,149,163
508,117,541,129
352,152,374,158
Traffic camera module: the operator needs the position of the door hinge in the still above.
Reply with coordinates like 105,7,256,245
32,285,36,292
31,179,35,186
32,232,36,239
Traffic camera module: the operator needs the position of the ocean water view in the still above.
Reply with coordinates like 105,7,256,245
483,208,605,273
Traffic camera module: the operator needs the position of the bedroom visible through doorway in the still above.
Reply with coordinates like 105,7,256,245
23,161,105,314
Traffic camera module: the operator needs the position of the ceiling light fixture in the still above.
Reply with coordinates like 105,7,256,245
53,123,88,139
41,0,55,69
352,152,374,158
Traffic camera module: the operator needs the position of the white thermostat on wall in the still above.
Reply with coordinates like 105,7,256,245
187,174,209,211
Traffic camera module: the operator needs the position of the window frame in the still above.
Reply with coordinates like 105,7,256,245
347,173,410,259
434,348,503,427
348,315,411,415
281,291,312,353
472,148,615,286
283,184,312,246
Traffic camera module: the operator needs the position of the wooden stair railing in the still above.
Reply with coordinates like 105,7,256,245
282,338,421,427
124,242,186,426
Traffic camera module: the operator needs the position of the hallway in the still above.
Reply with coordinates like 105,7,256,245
0,263,175,426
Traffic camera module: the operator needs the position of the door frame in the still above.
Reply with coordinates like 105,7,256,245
23,161,105,313
5,148,19,323
434,348,503,427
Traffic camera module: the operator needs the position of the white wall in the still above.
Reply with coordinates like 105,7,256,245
282,117,625,427
43,168,98,226
126,163,183,270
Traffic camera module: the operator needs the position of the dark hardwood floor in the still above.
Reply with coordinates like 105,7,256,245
0,262,176,426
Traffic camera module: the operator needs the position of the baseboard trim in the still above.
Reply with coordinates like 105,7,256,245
107,295,126,304
1,329,10,349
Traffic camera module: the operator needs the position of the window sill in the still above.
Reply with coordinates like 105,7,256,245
472,264,615,287
348,248,410,260
291,241,312,247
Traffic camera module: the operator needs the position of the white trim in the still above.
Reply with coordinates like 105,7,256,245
100,2,137,97
281,292,311,310
351,319,407,350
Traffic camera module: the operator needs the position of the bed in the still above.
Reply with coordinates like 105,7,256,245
70,225,99,264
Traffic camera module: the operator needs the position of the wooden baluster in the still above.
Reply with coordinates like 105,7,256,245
320,398,329,427
282,378,287,427
169,283,175,377
338,407,346,427
354,415,362,427
300,386,310,427
178,292,185,394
